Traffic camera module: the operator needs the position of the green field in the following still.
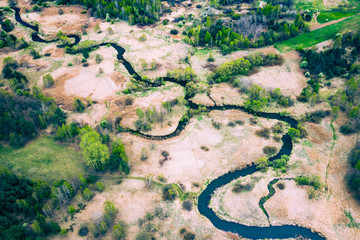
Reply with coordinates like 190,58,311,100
295,0,325,10
0,136,86,182
275,14,360,53
317,11,358,24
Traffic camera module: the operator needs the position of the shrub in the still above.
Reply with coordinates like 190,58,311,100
183,232,195,240
255,128,270,139
135,231,151,240
73,98,85,112
78,226,89,236
212,121,221,129
227,121,236,127
96,182,105,192
124,96,133,105
200,145,209,151
232,181,254,193
68,205,76,218
162,184,176,201
207,51,215,62
139,33,147,42
235,120,244,125
263,146,277,156
140,147,149,161
43,73,54,88
277,182,285,190
170,29,178,35
182,200,193,211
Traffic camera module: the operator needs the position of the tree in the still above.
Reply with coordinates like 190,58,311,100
68,205,76,219
139,33,147,42
80,128,110,170
113,221,126,240
104,201,117,217
288,128,300,139
94,24,101,33
256,157,269,171
82,188,94,201
73,98,85,112
151,59,157,70
140,147,149,161
1,19,14,32
108,140,129,173
140,59,147,70
95,54,103,64
43,73,54,88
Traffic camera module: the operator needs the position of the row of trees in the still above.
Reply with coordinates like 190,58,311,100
54,0,162,25
183,12,308,54
210,52,283,83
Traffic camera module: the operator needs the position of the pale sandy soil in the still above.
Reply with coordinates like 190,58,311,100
210,83,247,106
239,51,307,96
211,116,360,240
122,110,282,188
210,172,271,227
24,5,100,36
52,178,229,240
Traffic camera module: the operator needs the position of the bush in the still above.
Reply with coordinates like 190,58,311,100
170,29,178,35
162,184,176,201
263,146,277,156
78,225,89,236
73,98,85,112
212,121,221,129
183,232,195,240
255,128,270,139
277,182,285,190
232,181,254,193
96,182,105,192
139,33,147,42
182,200,193,211
227,121,236,127
140,147,149,161
135,231,151,240
43,73,54,88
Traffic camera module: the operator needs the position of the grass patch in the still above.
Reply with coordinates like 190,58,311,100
317,11,358,24
275,14,360,53
0,136,86,182
295,0,324,11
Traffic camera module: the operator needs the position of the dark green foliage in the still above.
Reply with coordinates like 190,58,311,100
73,98,85,112
347,143,360,200
0,166,57,240
0,30,17,48
212,121,221,129
170,29,178,35
135,231,151,240
295,175,322,190
305,110,331,123
108,140,129,173
183,11,307,54
0,90,65,146
78,226,89,236
56,0,162,25
162,184,177,201
1,19,14,32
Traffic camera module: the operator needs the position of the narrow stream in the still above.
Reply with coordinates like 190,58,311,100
12,7,326,239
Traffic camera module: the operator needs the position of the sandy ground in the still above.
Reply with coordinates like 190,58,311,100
211,116,360,240
239,51,307,96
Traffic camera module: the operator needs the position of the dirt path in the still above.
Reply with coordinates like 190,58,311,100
311,12,360,31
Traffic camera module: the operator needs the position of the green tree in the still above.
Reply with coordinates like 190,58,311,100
256,157,269,171
68,205,76,218
80,128,110,170
43,73,55,88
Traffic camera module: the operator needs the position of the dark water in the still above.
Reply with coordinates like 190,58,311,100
12,9,326,239
13,7,80,47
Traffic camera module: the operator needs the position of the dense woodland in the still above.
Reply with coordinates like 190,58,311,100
183,7,309,54
32,0,162,25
